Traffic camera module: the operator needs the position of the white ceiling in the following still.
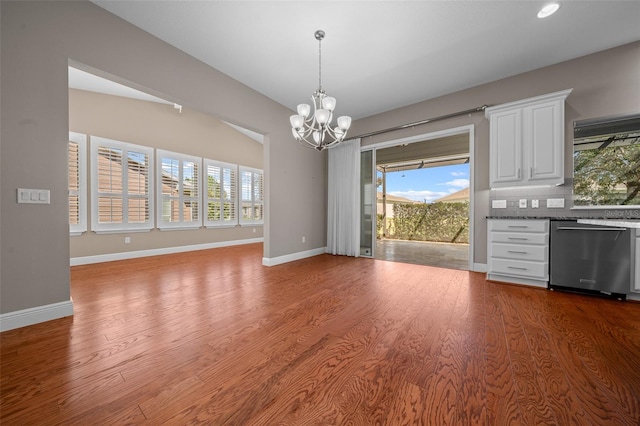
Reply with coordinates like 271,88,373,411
90,1,639,120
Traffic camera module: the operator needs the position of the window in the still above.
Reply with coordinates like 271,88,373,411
573,114,640,207
157,150,201,229
69,132,87,235
90,136,154,233
239,166,264,225
204,159,237,227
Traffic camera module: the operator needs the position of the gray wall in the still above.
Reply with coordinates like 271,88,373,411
351,41,640,266
1,1,326,315
69,89,263,258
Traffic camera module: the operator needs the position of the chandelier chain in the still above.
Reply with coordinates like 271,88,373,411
318,36,322,92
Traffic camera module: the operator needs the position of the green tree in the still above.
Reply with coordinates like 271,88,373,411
573,140,640,206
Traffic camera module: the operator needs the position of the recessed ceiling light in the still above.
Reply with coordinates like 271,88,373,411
538,2,560,18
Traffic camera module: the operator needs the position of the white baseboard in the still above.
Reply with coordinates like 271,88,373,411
70,238,264,266
262,247,327,267
473,263,488,273
0,300,74,332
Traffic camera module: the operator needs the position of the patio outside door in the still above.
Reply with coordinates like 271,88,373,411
360,150,375,257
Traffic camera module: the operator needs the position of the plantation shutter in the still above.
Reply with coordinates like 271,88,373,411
68,132,87,235
157,150,202,229
91,136,154,233
204,159,237,227
239,166,263,225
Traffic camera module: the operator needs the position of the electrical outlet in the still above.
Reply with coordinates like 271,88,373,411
519,199,527,208
302,236,306,243
124,237,131,244
492,199,507,209
532,199,539,208
547,198,565,208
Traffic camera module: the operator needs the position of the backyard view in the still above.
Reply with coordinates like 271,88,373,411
377,162,469,244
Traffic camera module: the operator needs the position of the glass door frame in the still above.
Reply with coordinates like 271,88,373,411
359,124,475,269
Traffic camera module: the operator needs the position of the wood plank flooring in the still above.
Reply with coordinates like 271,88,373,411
1,243,639,425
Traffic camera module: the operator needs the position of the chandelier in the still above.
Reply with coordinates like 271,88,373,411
290,30,352,151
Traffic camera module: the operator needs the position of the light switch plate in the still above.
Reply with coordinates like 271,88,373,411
17,188,50,204
532,199,539,208
547,198,565,208
519,199,527,208
492,199,507,209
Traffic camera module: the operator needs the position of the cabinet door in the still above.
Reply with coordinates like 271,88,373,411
635,237,640,292
490,109,522,186
524,100,564,185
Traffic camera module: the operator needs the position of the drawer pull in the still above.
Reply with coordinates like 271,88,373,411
507,225,528,228
507,250,527,254
507,237,528,241
507,266,528,270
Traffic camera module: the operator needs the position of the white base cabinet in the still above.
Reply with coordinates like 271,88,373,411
487,219,549,288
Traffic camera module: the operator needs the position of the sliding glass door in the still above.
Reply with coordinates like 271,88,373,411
360,150,375,257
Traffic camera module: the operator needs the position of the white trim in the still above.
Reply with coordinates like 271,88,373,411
484,89,572,117
473,263,488,273
0,300,74,332
70,238,263,266
262,247,326,267
360,125,473,152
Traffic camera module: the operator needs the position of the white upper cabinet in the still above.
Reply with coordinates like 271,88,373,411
486,89,572,188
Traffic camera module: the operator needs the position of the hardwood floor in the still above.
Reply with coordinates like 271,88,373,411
2,243,639,425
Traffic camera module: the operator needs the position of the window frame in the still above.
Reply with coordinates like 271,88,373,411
69,132,87,236
157,149,203,230
203,159,238,228
90,136,154,234
239,165,264,226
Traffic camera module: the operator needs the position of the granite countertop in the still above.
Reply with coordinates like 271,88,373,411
487,216,640,229
487,216,581,220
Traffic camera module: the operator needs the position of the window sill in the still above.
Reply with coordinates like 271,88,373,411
93,228,152,235
158,226,202,231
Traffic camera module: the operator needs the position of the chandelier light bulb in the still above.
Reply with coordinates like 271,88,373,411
322,97,336,112
337,116,352,131
315,109,330,125
290,115,304,129
297,104,311,118
289,30,351,151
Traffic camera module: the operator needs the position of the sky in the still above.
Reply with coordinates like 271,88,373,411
380,163,469,203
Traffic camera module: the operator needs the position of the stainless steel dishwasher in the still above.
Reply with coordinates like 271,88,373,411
549,220,633,299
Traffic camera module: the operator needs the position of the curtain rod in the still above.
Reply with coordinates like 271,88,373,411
350,105,490,140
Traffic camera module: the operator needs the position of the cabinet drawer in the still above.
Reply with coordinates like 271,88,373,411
490,243,548,262
490,258,548,280
490,231,548,245
489,219,548,233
